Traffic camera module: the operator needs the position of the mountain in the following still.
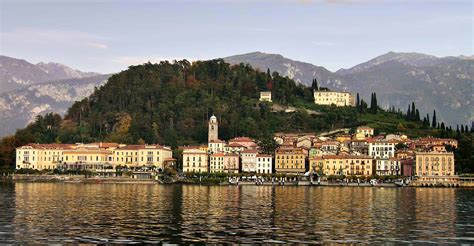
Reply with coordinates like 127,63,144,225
0,74,111,137
224,51,473,126
0,55,101,94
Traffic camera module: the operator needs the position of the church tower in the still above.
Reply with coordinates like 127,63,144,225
208,115,218,142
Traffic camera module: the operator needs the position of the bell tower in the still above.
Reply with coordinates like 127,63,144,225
208,115,218,142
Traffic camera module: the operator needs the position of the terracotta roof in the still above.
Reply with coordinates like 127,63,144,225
228,137,256,142
241,149,258,153
210,153,225,157
226,142,245,147
209,139,225,143
22,144,75,150
317,154,373,160
116,144,163,150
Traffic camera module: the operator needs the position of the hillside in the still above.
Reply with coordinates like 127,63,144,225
223,51,474,127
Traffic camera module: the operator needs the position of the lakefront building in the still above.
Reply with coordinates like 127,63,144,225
182,149,208,173
309,154,374,176
112,144,173,169
313,90,354,107
275,147,306,174
16,144,74,170
256,154,273,174
415,145,455,177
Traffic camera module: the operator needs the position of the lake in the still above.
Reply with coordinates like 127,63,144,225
0,183,473,244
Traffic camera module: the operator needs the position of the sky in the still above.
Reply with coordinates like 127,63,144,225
1,0,472,73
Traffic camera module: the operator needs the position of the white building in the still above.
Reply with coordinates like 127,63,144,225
208,139,225,154
241,149,258,173
356,126,374,137
314,90,354,107
256,154,273,174
375,158,401,176
259,91,272,102
369,141,396,159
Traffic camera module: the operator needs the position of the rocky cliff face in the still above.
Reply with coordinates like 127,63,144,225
0,75,110,136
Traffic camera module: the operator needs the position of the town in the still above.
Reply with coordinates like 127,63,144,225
14,90,468,187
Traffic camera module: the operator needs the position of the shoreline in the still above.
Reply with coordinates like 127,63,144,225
2,175,472,188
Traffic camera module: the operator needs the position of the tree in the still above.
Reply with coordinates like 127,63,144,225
407,105,411,120
432,110,437,128
415,109,420,122
311,78,319,91
356,93,360,108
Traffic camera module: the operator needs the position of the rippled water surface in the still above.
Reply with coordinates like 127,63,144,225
0,183,473,244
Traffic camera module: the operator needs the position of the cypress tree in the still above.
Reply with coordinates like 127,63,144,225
356,93,360,108
426,114,430,126
411,102,416,118
456,125,460,133
373,92,378,114
461,125,465,133
441,122,445,130
432,110,437,128
311,78,319,91
407,105,411,120
415,109,420,121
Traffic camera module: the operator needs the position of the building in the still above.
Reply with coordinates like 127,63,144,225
16,144,74,170
275,147,306,174
375,158,401,176
223,153,240,173
368,141,396,159
209,153,225,173
241,149,258,173
208,139,225,154
227,137,258,150
256,154,273,174
313,90,354,107
208,115,218,142
309,154,374,176
259,91,272,102
356,126,374,137
182,149,209,173
415,146,455,177
417,137,458,148
62,147,113,171
112,144,172,169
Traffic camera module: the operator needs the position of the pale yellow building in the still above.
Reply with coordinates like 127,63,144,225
356,126,374,137
314,90,354,107
62,147,113,171
415,146,455,177
259,91,272,102
275,147,306,174
182,149,208,173
309,154,374,176
210,153,225,173
112,144,172,169
16,144,74,170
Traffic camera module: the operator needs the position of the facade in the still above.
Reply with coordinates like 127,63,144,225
275,147,306,174
375,158,401,176
228,137,258,149
62,148,113,171
259,91,272,102
182,149,209,173
256,154,273,174
356,126,374,137
309,155,374,176
208,115,218,142
415,146,455,177
223,153,240,173
313,90,354,107
368,141,396,159
16,144,74,170
112,145,172,169
208,139,225,154
241,149,258,173
209,153,225,173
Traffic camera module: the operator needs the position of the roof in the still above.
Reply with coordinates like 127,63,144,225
92,142,120,148
210,153,225,157
241,149,258,153
257,154,273,157
226,142,245,148
209,139,225,143
228,137,256,143
20,144,75,150
116,144,164,150
357,126,374,130
316,154,373,160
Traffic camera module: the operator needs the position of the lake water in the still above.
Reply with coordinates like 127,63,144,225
0,183,473,244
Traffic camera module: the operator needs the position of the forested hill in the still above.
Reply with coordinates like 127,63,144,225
63,59,323,146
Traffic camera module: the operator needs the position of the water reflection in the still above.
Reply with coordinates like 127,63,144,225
0,183,472,243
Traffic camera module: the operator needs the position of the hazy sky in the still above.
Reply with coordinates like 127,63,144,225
1,0,472,73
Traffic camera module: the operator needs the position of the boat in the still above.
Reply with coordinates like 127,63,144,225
395,179,408,187
228,177,239,185
370,179,378,186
